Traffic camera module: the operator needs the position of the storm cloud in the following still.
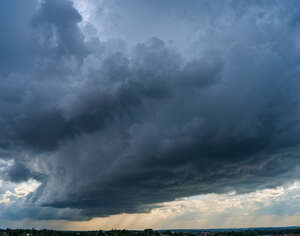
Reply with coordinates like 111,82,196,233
1,0,300,221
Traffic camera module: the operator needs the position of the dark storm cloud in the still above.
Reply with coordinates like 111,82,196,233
0,0,38,75
6,36,218,151
31,0,87,58
1,0,300,221
5,163,33,183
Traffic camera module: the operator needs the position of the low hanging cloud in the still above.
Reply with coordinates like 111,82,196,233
1,0,300,221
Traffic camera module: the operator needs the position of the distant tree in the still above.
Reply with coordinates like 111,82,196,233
144,229,154,236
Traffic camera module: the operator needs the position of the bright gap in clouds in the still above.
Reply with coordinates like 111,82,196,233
0,179,40,204
73,181,300,230
8,181,300,230
72,0,111,41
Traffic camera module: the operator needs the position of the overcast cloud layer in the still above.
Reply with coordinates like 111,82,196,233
1,0,300,221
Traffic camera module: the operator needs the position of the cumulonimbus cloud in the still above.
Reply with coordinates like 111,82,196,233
1,0,300,220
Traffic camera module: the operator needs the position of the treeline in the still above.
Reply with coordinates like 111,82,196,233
1,228,300,236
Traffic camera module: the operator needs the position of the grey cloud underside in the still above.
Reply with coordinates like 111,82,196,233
1,0,300,220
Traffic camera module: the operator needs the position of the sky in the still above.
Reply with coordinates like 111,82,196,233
1,0,300,230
